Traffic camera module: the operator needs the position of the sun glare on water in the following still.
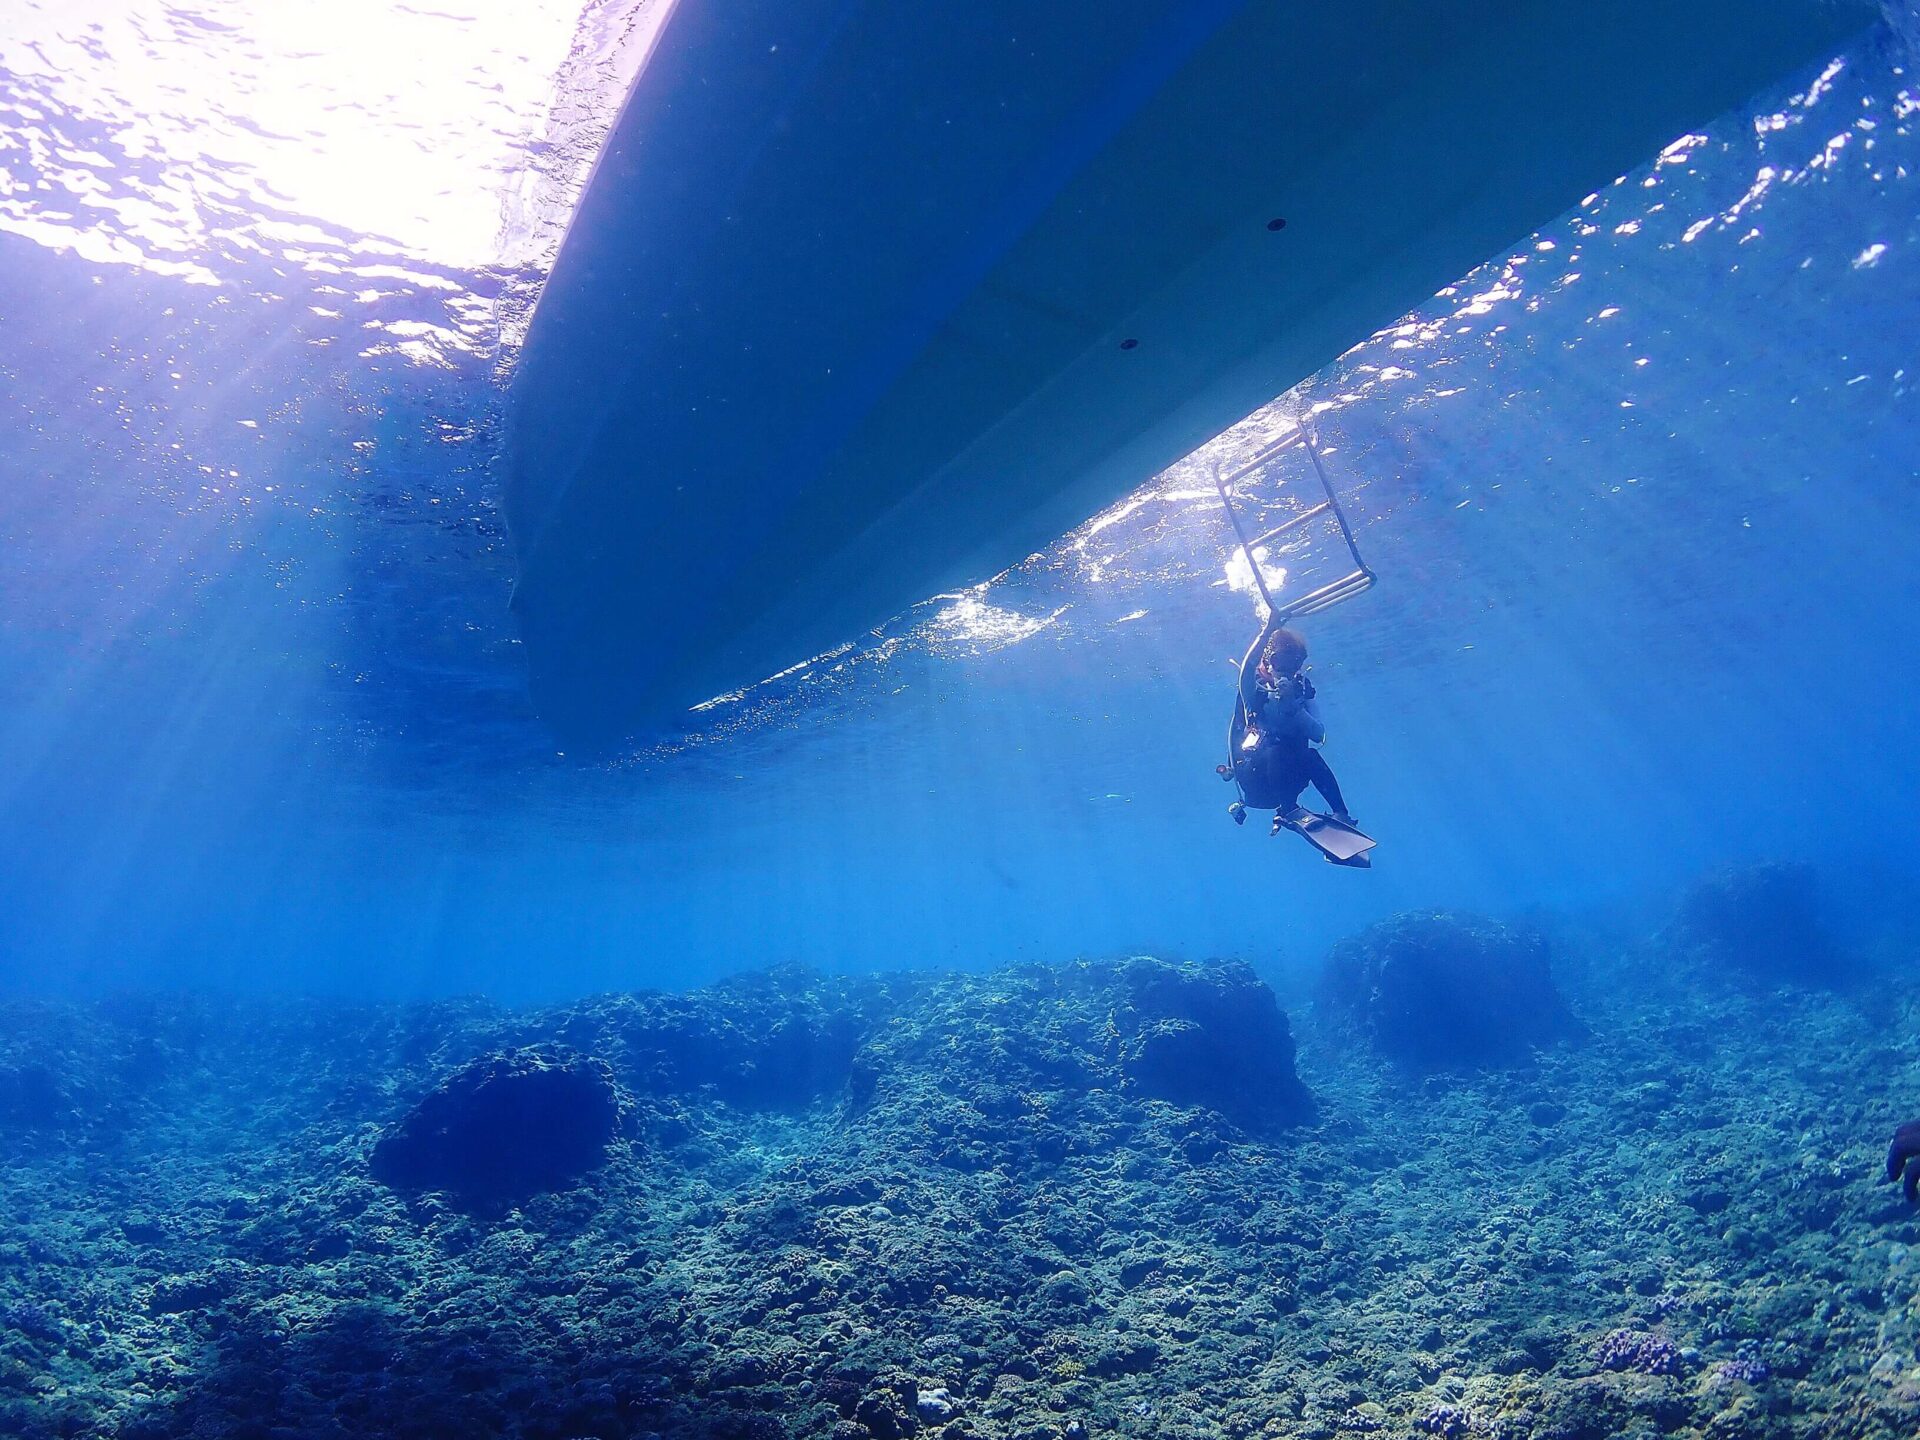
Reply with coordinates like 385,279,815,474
0,0,588,271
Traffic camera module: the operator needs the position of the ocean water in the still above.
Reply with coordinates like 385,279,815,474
2,10,1914,1002
3,7,1920,1440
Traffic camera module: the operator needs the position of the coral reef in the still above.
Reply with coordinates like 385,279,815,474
1318,910,1575,1069
0,928,1916,1440
1665,861,1848,987
1593,1327,1687,1376
1094,958,1307,1125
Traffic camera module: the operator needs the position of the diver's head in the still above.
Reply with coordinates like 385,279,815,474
1262,626,1307,676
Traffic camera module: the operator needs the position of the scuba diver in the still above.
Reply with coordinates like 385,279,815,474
1216,616,1374,867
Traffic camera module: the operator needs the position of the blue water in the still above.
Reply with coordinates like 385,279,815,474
1,11,1917,1002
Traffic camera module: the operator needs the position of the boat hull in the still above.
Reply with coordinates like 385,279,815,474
506,0,1872,742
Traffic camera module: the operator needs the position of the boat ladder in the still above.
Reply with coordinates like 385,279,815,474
1209,426,1374,621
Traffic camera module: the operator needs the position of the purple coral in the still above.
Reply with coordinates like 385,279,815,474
1711,1356,1771,1386
1594,1328,1684,1376
1415,1403,1472,1437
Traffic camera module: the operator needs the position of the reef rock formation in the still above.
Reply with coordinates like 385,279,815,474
370,1050,622,1206
1319,910,1574,1069
847,956,1313,1139
571,967,883,1108
1665,860,1847,986
0,1001,132,1140
1116,958,1313,1125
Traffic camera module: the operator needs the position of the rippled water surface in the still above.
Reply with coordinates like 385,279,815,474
0,7,1916,997
2,0,599,268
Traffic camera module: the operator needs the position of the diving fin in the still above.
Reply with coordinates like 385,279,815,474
1273,807,1376,867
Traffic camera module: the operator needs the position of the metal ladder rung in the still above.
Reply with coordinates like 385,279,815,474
1212,424,1373,625
1249,500,1330,547
1281,568,1375,620
1218,429,1304,490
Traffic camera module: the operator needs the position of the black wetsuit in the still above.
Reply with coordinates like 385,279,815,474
1232,630,1349,816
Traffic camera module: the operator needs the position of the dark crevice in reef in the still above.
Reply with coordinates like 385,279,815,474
1,870,1913,1440
370,1050,624,1208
